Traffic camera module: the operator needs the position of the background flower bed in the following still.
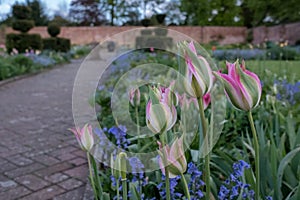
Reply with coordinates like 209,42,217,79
0,45,92,81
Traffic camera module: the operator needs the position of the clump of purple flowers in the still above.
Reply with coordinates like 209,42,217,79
157,175,183,199
128,157,147,185
274,80,300,105
108,125,131,149
218,160,254,200
187,162,205,199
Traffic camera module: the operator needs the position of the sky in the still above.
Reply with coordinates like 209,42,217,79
0,0,71,19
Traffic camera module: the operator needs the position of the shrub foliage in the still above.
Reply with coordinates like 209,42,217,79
47,23,61,37
12,20,34,33
42,37,71,52
6,33,42,53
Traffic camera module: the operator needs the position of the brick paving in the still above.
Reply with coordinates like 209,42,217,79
0,59,92,200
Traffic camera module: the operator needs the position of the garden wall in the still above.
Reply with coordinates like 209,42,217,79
2,22,299,46
3,26,247,46
252,22,300,45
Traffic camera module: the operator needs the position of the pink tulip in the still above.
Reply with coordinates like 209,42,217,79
179,41,214,98
69,124,94,152
146,84,177,134
202,93,211,110
179,93,211,110
129,88,141,107
158,81,179,107
146,100,177,134
158,136,187,178
214,60,262,111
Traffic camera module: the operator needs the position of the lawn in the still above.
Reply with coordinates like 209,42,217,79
218,60,300,81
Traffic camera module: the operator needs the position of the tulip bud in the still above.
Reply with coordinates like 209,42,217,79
69,124,94,152
158,136,187,178
178,41,214,98
214,60,262,111
129,88,141,107
110,152,127,180
146,100,177,134
202,93,211,110
146,84,177,134
179,93,210,111
159,81,179,107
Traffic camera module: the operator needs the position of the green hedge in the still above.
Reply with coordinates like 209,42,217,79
12,20,34,33
12,5,31,20
42,37,71,52
47,23,60,37
6,33,42,53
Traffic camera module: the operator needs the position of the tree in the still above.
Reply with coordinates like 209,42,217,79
69,0,107,26
26,0,48,26
180,0,242,26
208,0,243,26
240,0,300,27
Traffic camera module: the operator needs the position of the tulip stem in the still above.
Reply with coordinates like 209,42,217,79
117,180,120,200
135,106,141,149
180,173,191,200
160,134,171,200
197,97,211,200
248,111,260,200
87,152,98,200
122,179,127,200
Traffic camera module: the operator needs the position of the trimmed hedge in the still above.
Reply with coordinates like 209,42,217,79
6,33,43,53
42,37,71,52
47,23,60,37
12,5,32,20
12,20,34,33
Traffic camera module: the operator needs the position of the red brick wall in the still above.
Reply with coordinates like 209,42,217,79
2,22,299,46
3,26,247,45
252,22,300,45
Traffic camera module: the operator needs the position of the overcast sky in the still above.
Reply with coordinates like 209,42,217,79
0,0,71,19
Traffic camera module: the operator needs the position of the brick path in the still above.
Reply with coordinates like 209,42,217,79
0,59,92,200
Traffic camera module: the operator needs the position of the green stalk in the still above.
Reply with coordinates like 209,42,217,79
90,155,103,200
135,106,140,148
180,173,191,200
117,180,120,200
122,179,127,200
87,152,99,200
248,111,260,200
197,97,211,200
159,134,171,200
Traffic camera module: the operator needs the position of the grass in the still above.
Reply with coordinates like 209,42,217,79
218,60,300,81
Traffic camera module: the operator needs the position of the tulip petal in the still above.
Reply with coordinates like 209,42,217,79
214,71,249,111
236,61,261,109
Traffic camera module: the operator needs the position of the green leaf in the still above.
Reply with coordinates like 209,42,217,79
276,147,300,199
102,192,110,200
286,116,296,149
129,182,141,200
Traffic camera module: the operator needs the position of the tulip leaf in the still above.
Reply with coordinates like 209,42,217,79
129,182,141,200
276,146,300,199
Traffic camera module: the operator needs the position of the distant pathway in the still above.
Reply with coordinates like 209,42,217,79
0,59,91,200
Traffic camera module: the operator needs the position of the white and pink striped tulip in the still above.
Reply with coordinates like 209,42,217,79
179,41,214,98
129,88,141,107
69,124,94,152
158,136,187,178
214,60,262,111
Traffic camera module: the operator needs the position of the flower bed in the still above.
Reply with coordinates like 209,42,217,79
70,43,300,200
0,45,92,81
